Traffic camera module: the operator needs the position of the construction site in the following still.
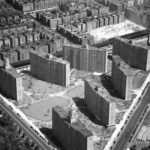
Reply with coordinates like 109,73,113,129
89,20,145,43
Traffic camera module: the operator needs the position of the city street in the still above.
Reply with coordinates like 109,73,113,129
113,83,150,150
0,97,55,150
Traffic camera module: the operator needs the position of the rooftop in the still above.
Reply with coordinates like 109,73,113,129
133,36,150,49
113,55,137,76
72,120,93,137
53,106,69,120
117,36,150,50
30,51,70,65
64,43,107,52
85,78,115,103
0,66,21,78
53,106,93,137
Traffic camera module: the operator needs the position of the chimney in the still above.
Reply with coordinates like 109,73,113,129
4,56,11,70
46,54,53,59
85,44,89,49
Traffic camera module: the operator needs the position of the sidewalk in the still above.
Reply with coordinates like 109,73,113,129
104,72,150,150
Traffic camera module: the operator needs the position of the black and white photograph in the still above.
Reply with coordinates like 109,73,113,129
0,0,149,150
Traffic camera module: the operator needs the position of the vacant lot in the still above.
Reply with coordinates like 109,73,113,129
89,20,145,43
21,96,71,122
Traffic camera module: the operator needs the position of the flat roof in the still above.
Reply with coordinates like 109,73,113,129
53,106,69,120
64,43,107,52
85,78,115,103
30,51,70,65
71,120,93,137
133,37,150,49
113,55,137,76
0,67,21,78
117,36,150,50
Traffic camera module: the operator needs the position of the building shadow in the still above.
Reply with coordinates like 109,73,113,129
54,51,62,57
100,74,122,99
40,127,62,148
72,97,107,128
21,70,31,75
108,55,112,60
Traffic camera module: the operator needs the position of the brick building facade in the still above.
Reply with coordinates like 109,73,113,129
30,52,70,87
111,55,136,100
113,37,150,71
0,57,23,101
84,80,116,126
63,44,107,73
52,106,94,150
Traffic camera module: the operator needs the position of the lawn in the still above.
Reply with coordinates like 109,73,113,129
66,85,84,98
22,75,66,100
21,96,71,122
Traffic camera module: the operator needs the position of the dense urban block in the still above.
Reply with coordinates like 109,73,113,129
0,0,149,149
125,3,150,28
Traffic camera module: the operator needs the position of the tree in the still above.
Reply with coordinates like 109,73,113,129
0,116,34,150
141,147,149,150
130,145,137,150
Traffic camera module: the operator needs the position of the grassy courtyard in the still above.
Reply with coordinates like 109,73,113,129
21,96,71,122
66,85,84,98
